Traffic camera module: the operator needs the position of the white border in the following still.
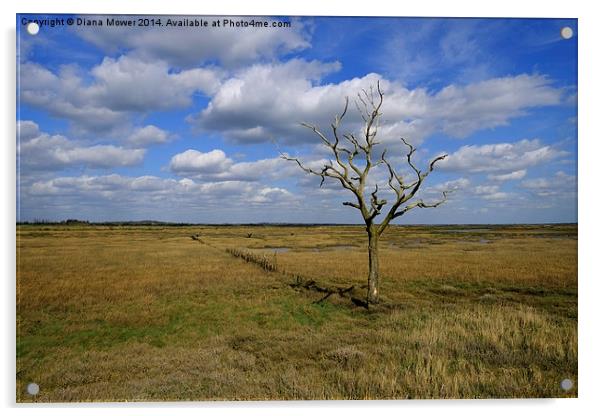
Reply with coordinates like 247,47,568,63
3,1,600,415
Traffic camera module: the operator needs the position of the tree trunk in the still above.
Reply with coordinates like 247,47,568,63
367,227,380,304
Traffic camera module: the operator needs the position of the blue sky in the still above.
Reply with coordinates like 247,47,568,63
17,15,577,223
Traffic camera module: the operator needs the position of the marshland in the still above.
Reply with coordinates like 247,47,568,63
16,223,577,401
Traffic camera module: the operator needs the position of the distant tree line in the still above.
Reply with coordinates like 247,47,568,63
18,218,91,225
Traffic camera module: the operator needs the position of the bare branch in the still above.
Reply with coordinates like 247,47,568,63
322,162,347,185
400,137,420,179
368,184,387,221
280,154,346,190
343,133,367,155
280,154,321,176
379,149,404,198
300,123,335,154
297,109,360,193
331,98,349,148
363,81,384,147
354,99,368,123
328,98,357,180
377,146,448,234
335,97,349,126
342,201,361,209
393,191,449,219
400,179,419,190
422,154,448,181
356,92,369,121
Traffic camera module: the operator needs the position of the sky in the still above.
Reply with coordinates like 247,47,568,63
16,15,577,224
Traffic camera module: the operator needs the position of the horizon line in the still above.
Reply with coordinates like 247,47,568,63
16,220,578,226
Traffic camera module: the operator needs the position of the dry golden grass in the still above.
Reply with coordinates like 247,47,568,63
16,224,577,401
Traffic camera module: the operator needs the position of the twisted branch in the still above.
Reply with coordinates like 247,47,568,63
282,82,449,231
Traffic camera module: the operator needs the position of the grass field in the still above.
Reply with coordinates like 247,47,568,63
16,223,577,401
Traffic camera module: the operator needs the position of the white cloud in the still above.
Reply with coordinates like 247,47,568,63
21,49,564,144
127,125,171,146
429,74,564,137
249,187,295,204
426,177,518,203
75,16,311,68
59,145,144,168
481,192,513,201
30,174,176,196
17,120,40,141
521,171,577,197
24,174,297,220
19,63,127,133
89,56,222,111
189,59,344,142
428,177,471,194
439,139,566,173
487,169,527,181
19,56,222,134
169,149,233,174
169,149,297,182
190,59,565,146
474,185,500,195
17,121,145,170
220,158,296,181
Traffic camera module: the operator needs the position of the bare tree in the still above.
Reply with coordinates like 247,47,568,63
282,82,448,304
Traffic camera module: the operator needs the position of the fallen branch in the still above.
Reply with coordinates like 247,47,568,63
312,285,355,304
218,245,369,309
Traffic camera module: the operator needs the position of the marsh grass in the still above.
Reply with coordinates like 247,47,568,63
16,224,577,401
